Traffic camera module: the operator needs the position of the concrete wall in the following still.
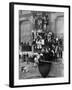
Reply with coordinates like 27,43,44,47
20,21,33,44
19,11,34,45
49,12,64,37
55,16,64,38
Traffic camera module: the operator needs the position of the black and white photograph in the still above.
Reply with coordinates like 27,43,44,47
19,10,64,79
9,2,70,87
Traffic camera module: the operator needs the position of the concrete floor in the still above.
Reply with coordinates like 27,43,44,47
19,58,64,79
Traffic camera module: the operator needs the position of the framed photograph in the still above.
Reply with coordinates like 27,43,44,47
9,2,70,87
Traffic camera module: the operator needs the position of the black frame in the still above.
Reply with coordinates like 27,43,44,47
9,2,70,88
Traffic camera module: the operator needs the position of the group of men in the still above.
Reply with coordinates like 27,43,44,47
32,31,63,60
